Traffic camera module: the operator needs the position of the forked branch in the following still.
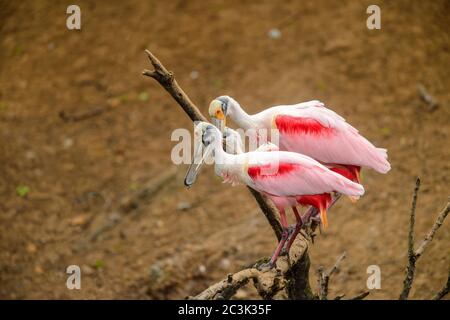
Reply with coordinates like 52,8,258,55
399,178,450,299
317,251,346,300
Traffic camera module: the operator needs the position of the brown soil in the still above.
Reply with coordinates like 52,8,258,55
0,0,449,299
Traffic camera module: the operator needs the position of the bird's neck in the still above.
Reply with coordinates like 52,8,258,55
213,139,232,164
230,101,254,129
213,139,244,185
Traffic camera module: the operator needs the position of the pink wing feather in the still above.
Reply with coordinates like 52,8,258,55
274,106,391,173
246,151,365,197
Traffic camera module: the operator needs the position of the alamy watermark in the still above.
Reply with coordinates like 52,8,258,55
66,265,81,290
366,5,381,30
366,265,381,289
66,5,81,30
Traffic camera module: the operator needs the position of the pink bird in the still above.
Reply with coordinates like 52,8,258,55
185,123,365,266
222,126,343,254
208,96,391,186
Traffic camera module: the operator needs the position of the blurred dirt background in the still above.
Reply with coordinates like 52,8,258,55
0,0,449,299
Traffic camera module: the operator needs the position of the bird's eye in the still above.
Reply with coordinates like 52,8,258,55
221,101,227,114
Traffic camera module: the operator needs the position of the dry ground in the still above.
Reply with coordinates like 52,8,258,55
0,0,449,299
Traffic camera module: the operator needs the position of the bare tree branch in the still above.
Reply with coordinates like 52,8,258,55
417,84,438,112
415,201,450,258
399,178,421,300
400,178,449,300
317,251,346,300
192,230,312,300
350,291,370,300
192,268,260,300
432,268,450,300
143,50,206,122
328,251,347,276
142,49,282,240
59,106,106,122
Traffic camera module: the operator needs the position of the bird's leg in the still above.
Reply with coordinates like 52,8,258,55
259,209,289,270
282,206,303,255
303,193,342,226
269,210,289,265
302,206,318,224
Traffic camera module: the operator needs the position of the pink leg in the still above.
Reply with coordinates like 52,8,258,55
283,207,303,254
268,209,289,266
301,206,318,224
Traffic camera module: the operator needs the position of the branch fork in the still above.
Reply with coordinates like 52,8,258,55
399,178,450,300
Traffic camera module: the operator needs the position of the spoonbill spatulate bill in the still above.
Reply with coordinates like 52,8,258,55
209,96,391,184
185,122,365,266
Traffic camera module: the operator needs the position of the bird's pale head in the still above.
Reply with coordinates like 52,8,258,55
185,122,221,188
208,96,231,133
194,121,221,147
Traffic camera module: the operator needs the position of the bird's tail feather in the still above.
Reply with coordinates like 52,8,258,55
370,147,391,174
329,171,365,197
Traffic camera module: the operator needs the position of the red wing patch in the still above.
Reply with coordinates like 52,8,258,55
275,115,333,135
330,165,361,183
297,193,332,209
248,163,301,179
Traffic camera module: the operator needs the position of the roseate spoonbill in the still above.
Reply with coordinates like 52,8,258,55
184,122,364,266
208,96,391,184
221,127,345,254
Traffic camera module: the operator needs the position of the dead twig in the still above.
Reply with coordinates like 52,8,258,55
417,84,438,112
399,178,421,300
432,268,450,300
400,178,450,299
415,201,450,259
59,106,106,122
142,50,206,123
318,251,346,300
349,291,370,300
